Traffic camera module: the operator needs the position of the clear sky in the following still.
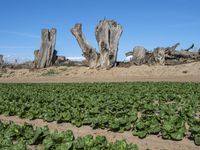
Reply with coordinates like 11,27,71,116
0,0,199,61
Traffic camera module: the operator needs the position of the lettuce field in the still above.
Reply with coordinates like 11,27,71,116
0,83,200,149
0,121,138,150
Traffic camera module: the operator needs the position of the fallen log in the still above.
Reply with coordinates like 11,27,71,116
125,43,200,66
165,43,180,56
183,43,194,51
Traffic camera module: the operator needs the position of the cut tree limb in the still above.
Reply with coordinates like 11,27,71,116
165,43,180,55
183,43,194,51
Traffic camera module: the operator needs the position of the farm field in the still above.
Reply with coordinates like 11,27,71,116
1,0,200,150
0,121,138,150
0,83,200,150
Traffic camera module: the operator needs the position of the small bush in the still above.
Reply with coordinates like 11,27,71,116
41,69,58,76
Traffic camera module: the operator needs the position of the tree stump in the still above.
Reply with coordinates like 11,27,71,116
0,55,4,66
34,28,57,68
125,43,200,66
33,49,39,68
55,56,66,64
71,20,122,69
95,20,123,68
131,46,146,65
71,24,99,68
153,47,165,65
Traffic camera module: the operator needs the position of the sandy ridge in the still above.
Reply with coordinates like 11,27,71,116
0,62,200,83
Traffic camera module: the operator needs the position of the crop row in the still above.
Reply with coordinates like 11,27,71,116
0,121,138,150
0,83,200,145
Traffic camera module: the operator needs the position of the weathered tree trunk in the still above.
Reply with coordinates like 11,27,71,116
0,55,4,66
95,20,123,68
34,28,57,68
71,20,122,69
33,49,39,68
164,44,200,65
125,42,200,66
55,56,66,64
71,24,99,68
165,43,180,56
131,46,146,65
152,43,182,65
153,47,165,65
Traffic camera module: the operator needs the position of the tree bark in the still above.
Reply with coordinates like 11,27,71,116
183,43,194,51
71,24,99,68
33,49,39,68
131,46,146,65
71,20,122,69
153,47,165,65
0,55,4,66
125,43,200,66
165,43,180,56
34,28,57,68
95,20,123,68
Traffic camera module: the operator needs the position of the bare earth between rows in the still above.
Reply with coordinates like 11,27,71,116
0,115,199,150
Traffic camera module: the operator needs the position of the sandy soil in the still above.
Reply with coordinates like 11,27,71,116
0,115,199,150
0,62,200,83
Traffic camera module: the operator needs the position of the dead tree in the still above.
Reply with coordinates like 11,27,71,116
95,20,123,68
164,43,200,65
165,43,180,56
131,46,146,65
34,28,57,68
71,20,122,69
152,43,181,65
55,56,66,64
153,48,165,65
125,43,200,66
184,43,194,51
0,55,4,66
33,49,39,68
71,24,99,68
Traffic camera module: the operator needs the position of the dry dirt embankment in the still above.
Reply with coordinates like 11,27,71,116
0,62,200,83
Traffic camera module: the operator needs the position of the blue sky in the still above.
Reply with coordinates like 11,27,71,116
0,0,200,61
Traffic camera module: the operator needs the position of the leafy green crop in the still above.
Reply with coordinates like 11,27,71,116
0,82,200,145
0,121,138,150
162,116,186,140
133,115,160,138
189,118,200,146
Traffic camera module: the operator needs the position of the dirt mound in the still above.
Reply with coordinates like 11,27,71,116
0,62,200,83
